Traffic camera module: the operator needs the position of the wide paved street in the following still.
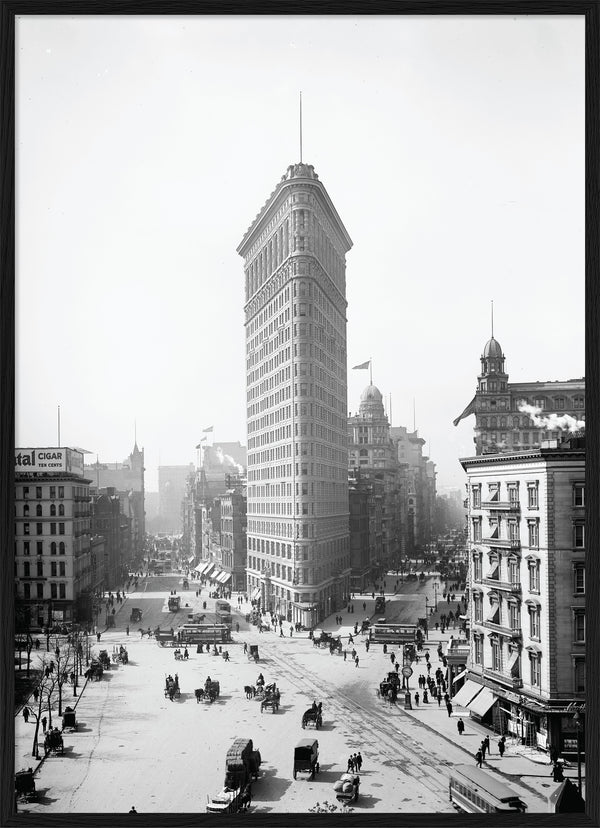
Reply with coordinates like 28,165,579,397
15,575,557,815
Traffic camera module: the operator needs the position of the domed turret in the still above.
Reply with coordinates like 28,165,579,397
358,384,385,418
483,337,503,359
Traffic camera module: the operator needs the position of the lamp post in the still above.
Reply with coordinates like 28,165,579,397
433,582,439,612
424,598,430,639
573,710,584,795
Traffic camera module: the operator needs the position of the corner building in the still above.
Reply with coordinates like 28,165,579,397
238,163,353,627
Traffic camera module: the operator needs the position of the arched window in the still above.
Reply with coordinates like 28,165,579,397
58,504,65,516
23,504,29,516
59,542,65,555
513,417,519,428
36,504,42,517
480,418,487,428
50,504,56,516
51,542,57,555
490,417,497,428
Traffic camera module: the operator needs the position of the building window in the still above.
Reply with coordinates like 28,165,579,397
508,521,520,542
487,483,499,502
36,541,43,556
51,562,57,577
529,605,541,639
491,639,502,671
23,541,30,555
23,583,30,600
23,523,30,535
509,603,520,630
58,486,64,498
36,583,44,599
58,503,65,516
574,659,586,693
573,483,585,508
528,520,539,549
527,483,539,509
51,583,57,598
530,654,541,687
50,523,56,535
59,542,65,555
528,559,540,592
573,523,585,549
508,558,519,584
473,594,483,623
573,396,584,409
473,553,482,582
573,610,585,643
472,518,482,543
49,486,56,499
36,504,43,517
36,523,43,535
573,563,585,595
50,542,57,555
36,487,42,499
23,486,29,499
59,523,65,535
50,504,56,516
472,486,481,509
474,634,483,665
508,484,519,505
23,562,30,577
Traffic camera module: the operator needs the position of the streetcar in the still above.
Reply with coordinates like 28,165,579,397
370,623,417,644
448,765,527,814
215,599,232,628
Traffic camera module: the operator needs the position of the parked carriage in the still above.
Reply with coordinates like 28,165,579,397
247,645,259,663
15,769,36,802
260,689,280,714
301,704,323,729
44,728,64,756
98,650,111,670
293,739,319,779
61,707,77,732
86,660,103,681
130,607,142,623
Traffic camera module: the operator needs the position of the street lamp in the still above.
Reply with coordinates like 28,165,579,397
573,710,584,794
423,598,430,639
433,582,439,612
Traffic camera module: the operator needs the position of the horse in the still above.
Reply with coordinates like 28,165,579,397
195,688,205,703
239,783,252,811
244,685,256,699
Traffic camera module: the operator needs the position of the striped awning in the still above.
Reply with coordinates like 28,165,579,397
210,569,223,581
251,587,261,600
196,561,214,575
217,571,232,584
466,687,497,717
187,555,195,564
452,679,484,708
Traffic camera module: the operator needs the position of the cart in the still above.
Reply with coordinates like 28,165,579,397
248,645,259,663
62,707,77,732
293,739,319,780
130,607,142,623
15,769,36,802
334,773,360,803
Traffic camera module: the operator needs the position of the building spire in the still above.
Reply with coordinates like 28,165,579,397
491,299,494,338
299,91,303,163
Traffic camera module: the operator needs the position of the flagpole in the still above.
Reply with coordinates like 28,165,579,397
57,405,60,446
369,358,372,385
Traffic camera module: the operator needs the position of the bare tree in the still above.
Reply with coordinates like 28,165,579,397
27,658,57,758
49,635,76,716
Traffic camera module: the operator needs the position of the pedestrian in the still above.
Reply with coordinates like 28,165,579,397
446,701,453,717
22,707,30,723
390,653,395,665
475,749,483,767
244,642,248,654
280,627,284,637
363,602,366,611
126,625,129,636
289,626,293,637
97,632,101,642
129,806,137,813
365,640,370,653
457,718,465,736
184,648,189,660
549,744,559,764
423,690,428,703
343,649,347,661
347,755,355,772
414,692,419,706
483,735,491,755
348,634,354,644
383,643,387,654
351,648,357,660
356,752,363,771
41,716,47,733
425,651,430,663
355,656,359,668
480,740,487,760
33,688,38,702
498,737,506,757
552,763,564,783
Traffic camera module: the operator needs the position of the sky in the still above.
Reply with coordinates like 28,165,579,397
15,14,584,493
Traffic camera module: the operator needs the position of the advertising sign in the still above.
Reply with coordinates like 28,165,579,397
15,447,85,476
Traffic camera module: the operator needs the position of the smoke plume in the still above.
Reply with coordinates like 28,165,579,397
517,402,585,434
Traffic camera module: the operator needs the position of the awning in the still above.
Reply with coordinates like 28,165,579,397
196,561,213,575
187,555,195,564
466,687,497,717
452,669,467,686
194,564,205,573
219,572,232,584
508,650,520,671
251,587,261,600
210,569,223,581
452,679,485,707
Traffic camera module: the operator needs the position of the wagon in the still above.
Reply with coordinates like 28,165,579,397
334,773,360,803
15,769,36,802
248,645,259,662
260,695,280,713
44,728,64,756
130,607,142,623
301,706,322,729
62,707,77,731
293,739,319,780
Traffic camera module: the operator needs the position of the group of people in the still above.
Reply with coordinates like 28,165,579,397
347,752,363,772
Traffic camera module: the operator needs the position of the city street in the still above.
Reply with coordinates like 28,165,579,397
15,574,562,815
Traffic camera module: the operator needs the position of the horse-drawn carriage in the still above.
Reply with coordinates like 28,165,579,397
43,728,64,756
86,659,103,681
247,645,259,663
111,646,129,665
378,671,401,702
61,707,77,732
195,679,220,703
206,784,252,814
98,650,111,670
15,769,36,802
130,607,142,623
164,675,180,700
260,683,280,713
301,702,323,729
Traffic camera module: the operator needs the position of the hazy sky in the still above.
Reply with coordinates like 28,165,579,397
16,14,584,493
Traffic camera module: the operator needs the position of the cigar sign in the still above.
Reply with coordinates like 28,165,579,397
15,447,84,476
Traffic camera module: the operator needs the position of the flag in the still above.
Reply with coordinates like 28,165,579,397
203,426,214,433
195,438,207,448
352,360,370,370
453,396,476,427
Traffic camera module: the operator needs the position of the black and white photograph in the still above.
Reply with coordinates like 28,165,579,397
8,8,591,819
